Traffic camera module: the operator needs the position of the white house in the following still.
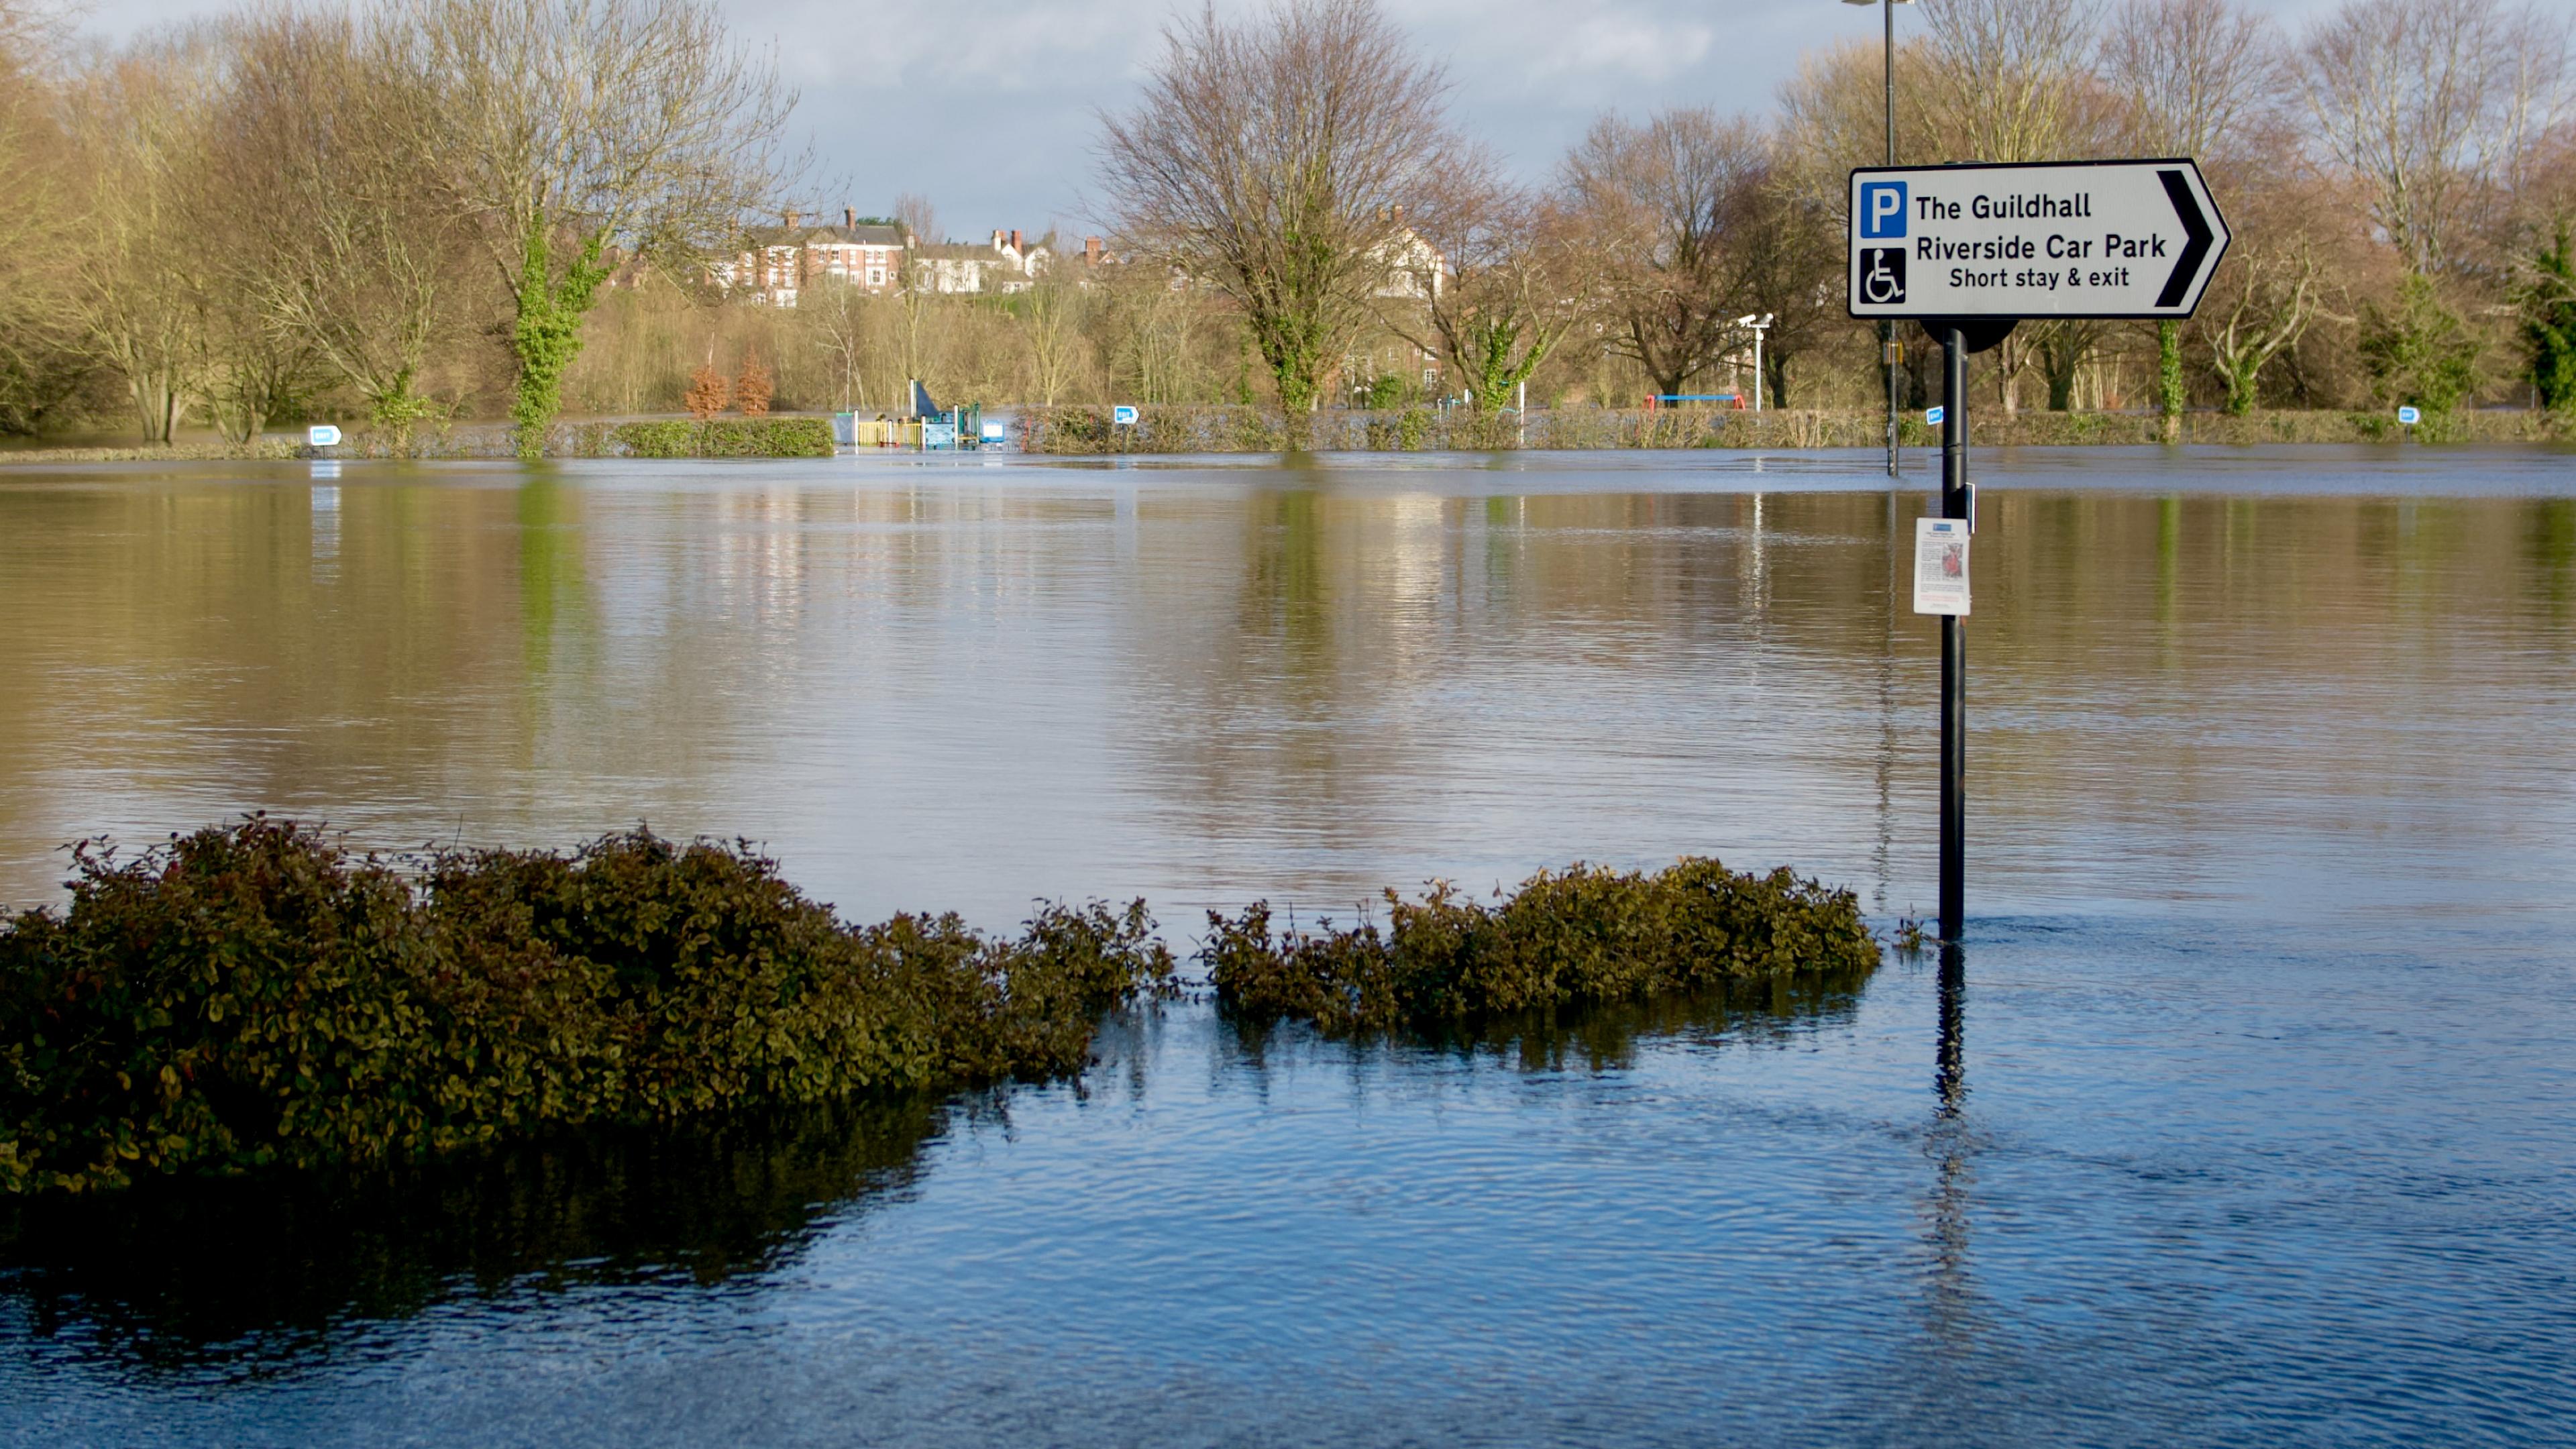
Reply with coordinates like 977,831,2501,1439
712,208,908,306
910,229,1053,294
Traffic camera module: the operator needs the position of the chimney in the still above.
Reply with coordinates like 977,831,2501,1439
784,209,800,229
844,205,855,227
1391,204,1405,225
1085,236,1102,264
991,228,1005,250
1011,229,1022,252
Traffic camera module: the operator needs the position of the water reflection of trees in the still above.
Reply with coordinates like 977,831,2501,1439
1216,963,1874,1078
3,469,2572,913
1126,483,2576,913
0,1095,946,1375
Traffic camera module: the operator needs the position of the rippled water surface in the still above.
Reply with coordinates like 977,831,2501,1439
2,446,2572,1446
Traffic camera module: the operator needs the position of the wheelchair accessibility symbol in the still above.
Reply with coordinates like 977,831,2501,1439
1862,248,1907,305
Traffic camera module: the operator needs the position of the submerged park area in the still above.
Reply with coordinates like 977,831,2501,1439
0,445,2569,1444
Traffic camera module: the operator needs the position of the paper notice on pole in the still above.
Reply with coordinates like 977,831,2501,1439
1914,517,1970,616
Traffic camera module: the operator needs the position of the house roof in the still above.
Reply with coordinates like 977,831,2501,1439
911,241,1010,262
743,222,906,249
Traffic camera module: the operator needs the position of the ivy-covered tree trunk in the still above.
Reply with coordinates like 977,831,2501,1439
2157,319,2184,442
2220,356,2260,417
1460,316,1559,415
507,227,610,458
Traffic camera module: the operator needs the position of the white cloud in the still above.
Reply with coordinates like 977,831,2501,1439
67,0,2408,237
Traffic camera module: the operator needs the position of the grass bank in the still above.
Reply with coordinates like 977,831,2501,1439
1018,404,2574,453
0,824,1880,1195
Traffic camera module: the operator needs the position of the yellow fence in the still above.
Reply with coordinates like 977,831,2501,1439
845,419,924,449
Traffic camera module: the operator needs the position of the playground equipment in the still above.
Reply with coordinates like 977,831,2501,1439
831,378,994,451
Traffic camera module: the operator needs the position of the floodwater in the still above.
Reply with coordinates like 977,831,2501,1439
0,446,2571,1446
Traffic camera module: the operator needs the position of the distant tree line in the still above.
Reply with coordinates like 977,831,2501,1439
1098,0,2576,427
0,0,785,453
1,0,2572,446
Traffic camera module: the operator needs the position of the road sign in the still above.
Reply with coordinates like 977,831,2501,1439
307,424,341,447
1848,159,2229,320
1925,405,1944,425
1112,405,1138,426
2396,405,2421,426
1914,517,1970,616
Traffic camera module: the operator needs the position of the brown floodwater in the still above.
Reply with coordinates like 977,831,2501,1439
0,445,2570,1447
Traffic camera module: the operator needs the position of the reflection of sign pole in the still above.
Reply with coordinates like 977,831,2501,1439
1850,158,2229,943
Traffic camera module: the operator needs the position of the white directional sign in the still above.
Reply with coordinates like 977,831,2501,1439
1848,159,2229,320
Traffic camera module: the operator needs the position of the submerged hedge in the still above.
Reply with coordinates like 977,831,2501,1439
1014,402,2575,453
0,826,1881,1195
612,417,836,458
1203,859,1878,1035
0,819,1171,1194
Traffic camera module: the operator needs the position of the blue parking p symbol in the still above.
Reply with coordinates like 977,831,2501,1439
1861,181,1907,239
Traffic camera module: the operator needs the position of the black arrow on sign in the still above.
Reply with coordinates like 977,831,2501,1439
2155,169,2214,309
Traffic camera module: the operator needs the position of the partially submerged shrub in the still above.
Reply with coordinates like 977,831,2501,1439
0,819,1171,1194
612,417,835,458
1203,859,1878,1035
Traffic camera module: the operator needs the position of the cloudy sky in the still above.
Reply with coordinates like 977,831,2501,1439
78,0,2374,241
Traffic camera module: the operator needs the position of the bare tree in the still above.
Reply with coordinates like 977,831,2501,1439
1922,0,2112,164
2203,233,2324,413
1777,37,1943,193
0,2,85,434
2102,0,2278,158
62,40,219,443
2298,0,2571,278
802,277,873,411
391,0,792,453
2101,0,2286,429
1100,265,1205,405
1560,109,1769,400
894,192,938,248
1021,276,1090,407
205,8,472,443
1921,0,2116,410
1097,0,1459,417
1378,159,1588,413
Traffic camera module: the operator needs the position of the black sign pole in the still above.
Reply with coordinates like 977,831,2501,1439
1939,326,1968,943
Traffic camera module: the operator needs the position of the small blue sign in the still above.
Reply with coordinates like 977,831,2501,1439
981,420,1006,443
2396,405,2421,426
1925,405,1945,425
1112,405,1138,427
1860,181,1907,239
307,424,341,447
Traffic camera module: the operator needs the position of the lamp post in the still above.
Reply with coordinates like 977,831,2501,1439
1843,0,1911,476
1734,314,1774,412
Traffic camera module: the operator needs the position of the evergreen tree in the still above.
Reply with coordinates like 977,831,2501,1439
2525,226,2576,413
2358,272,2481,415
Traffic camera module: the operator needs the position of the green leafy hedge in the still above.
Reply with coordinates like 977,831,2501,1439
613,417,835,458
0,819,1170,1193
1202,859,1878,1035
